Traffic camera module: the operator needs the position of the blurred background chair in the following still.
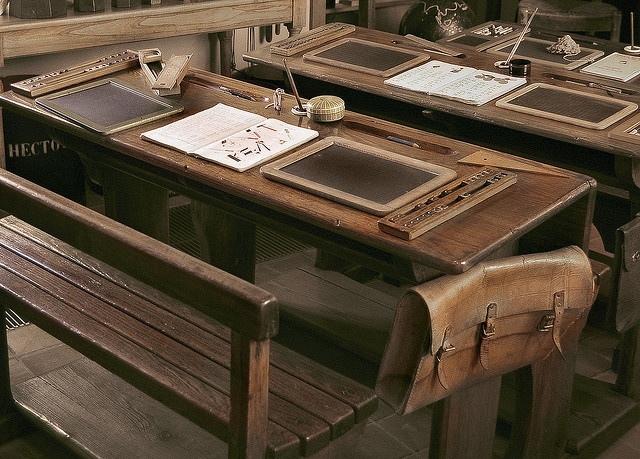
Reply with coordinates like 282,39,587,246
517,0,621,41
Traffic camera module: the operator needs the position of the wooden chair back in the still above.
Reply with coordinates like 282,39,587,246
518,0,622,41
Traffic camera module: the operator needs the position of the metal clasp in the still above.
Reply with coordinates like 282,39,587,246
538,314,555,332
482,302,497,339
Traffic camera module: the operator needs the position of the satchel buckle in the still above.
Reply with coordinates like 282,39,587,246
482,303,497,339
538,314,555,332
436,325,456,362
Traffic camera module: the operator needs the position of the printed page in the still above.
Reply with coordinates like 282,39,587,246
190,118,319,172
580,52,640,82
383,60,476,94
432,69,526,105
141,103,266,153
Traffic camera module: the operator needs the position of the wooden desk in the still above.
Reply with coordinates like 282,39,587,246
0,68,595,454
0,67,594,275
243,26,640,215
0,0,306,75
243,24,640,455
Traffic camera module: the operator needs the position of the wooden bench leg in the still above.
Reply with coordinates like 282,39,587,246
429,377,501,459
0,307,34,443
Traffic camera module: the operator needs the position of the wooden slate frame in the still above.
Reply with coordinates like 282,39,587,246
608,112,640,143
496,83,638,130
260,136,457,216
437,21,527,52
486,37,604,70
303,38,429,77
35,78,183,134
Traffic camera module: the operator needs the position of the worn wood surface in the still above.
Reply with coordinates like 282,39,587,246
0,0,302,65
0,68,596,278
244,26,640,162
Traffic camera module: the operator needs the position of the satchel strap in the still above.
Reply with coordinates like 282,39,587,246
436,291,577,389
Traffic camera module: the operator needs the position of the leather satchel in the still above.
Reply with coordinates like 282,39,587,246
375,246,596,415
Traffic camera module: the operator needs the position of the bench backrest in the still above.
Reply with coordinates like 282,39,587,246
0,168,278,341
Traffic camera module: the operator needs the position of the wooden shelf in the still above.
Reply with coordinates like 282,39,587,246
0,0,302,67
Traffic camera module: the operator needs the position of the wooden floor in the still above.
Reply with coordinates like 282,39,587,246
3,194,640,458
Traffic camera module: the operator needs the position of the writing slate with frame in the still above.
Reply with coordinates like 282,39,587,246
609,112,640,143
260,137,457,216
437,21,526,52
35,78,183,134
486,37,604,70
496,83,637,129
303,38,429,77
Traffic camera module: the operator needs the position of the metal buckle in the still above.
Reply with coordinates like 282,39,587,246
538,314,555,332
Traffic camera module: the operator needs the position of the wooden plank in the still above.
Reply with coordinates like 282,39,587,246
12,359,228,458
264,266,397,361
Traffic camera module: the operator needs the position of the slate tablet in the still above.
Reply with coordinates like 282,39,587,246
260,137,457,216
35,78,183,134
486,37,603,70
303,38,429,77
437,21,526,52
496,83,637,129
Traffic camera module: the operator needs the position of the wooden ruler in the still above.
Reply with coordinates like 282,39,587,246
378,169,517,240
270,22,356,56
11,50,140,97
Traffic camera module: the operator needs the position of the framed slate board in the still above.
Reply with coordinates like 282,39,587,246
486,37,604,70
496,83,637,129
437,21,527,52
303,38,429,77
35,78,183,134
260,137,457,216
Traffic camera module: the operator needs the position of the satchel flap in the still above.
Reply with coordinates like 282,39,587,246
410,246,594,356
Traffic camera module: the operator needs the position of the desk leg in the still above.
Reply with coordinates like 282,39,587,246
100,168,170,242
430,377,500,459
190,200,256,283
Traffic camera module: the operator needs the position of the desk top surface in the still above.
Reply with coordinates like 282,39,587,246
244,25,640,160
0,68,594,274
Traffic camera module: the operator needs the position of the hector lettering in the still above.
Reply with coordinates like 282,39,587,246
7,139,62,158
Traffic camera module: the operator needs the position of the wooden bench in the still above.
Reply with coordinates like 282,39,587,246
0,168,378,458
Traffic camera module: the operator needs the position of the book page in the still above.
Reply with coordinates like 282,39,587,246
141,103,265,153
580,52,640,82
433,69,526,105
190,118,319,172
383,61,476,94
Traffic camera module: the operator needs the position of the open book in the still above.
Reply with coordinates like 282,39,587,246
141,103,319,172
384,60,526,106
580,52,640,82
